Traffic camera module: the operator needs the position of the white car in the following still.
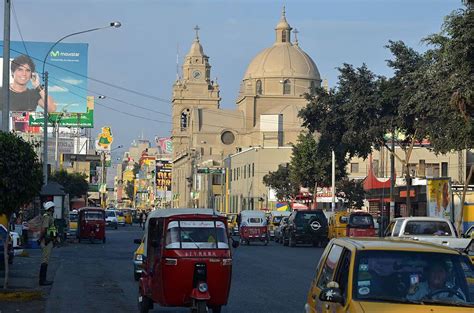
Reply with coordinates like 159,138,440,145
105,210,118,229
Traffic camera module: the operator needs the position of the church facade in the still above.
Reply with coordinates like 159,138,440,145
171,9,321,208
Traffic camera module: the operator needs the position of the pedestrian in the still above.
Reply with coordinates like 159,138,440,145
38,201,58,286
142,212,147,230
139,211,144,228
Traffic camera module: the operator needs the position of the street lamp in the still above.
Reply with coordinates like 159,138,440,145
42,22,121,185
101,144,124,208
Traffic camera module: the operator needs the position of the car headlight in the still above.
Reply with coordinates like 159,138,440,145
198,282,208,293
135,254,143,261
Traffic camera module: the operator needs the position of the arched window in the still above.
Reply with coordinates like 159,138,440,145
256,80,263,95
180,109,190,131
283,79,291,95
282,31,287,43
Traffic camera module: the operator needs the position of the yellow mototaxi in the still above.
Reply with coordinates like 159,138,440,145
328,211,349,239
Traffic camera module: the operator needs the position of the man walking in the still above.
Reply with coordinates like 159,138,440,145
39,201,57,286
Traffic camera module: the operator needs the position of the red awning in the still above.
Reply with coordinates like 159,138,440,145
363,155,392,191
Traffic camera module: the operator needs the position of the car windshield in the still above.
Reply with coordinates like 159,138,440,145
272,216,283,225
106,211,116,217
403,221,453,236
69,213,78,222
117,211,124,217
353,250,474,307
165,220,229,249
84,212,104,221
295,212,326,225
349,214,374,228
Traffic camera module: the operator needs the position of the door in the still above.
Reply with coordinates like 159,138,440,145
308,243,344,313
328,249,352,312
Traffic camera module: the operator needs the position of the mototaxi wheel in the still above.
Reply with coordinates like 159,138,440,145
138,291,152,313
196,300,207,313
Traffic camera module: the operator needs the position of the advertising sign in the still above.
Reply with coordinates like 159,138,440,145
95,126,113,152
155,137,173,154
426,178,452,219
156,160,172,191
0,41,89,131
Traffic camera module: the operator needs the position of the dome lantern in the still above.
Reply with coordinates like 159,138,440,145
275,6,292,44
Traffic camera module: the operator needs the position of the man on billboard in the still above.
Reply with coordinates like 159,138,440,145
2,54,57,112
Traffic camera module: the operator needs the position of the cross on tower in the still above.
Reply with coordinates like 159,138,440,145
293,28,299,45
194,25,200,40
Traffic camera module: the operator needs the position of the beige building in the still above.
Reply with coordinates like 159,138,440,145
171,9,321,208
348,147,470,184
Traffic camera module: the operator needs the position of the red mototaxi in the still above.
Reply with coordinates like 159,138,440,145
346,211,377,237
76,207,106,243
138,208,237,313
238,210,269,245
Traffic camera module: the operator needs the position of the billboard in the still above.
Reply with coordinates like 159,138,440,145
156,160,172,191
95,126,114,152
426,178,452,219
0,40,89,130
155,137,173,154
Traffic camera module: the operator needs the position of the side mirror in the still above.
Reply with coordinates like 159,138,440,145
134,239,142,244
232,240,239,248
319,287,344,304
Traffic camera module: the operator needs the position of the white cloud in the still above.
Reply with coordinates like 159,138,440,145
61,78,83,85
49,85,68,92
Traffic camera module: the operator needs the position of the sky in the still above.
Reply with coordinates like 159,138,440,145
3,0,464,150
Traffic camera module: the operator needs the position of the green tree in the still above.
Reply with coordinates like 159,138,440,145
289,133,347,200
0,132,43,288
336,179,365,209
125,181,134,201
50,170,88,199
263,163,295,202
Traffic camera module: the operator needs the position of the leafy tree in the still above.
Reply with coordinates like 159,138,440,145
289,133,347,201
336,179,365,209
263,163,295,202
50,170,88,199
0,132,42,288
125,181,134,201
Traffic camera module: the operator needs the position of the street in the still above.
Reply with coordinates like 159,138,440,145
44,225,323,313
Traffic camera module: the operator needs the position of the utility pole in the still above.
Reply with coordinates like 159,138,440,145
1,0,10,132
390,133,395,221
101,151,106,208
331,150,336,212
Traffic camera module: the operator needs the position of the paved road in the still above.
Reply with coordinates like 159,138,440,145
45,225,324,313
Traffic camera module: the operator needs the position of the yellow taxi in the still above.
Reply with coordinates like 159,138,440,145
133,237,145,281
305,238,474,312
328,211,348,239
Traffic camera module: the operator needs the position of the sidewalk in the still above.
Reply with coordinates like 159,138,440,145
0,247,60,313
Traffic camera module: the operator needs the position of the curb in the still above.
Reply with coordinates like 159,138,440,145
0,289,43,301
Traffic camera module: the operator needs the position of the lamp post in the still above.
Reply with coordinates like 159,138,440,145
101,144,123,208
42,22,121,186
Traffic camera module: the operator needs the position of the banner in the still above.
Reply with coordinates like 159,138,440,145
156,160,172,191
155,137,173,154
95,126,113,152
0,41,89,131
426,178,452,219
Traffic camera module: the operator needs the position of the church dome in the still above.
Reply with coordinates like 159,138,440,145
243,8,320,81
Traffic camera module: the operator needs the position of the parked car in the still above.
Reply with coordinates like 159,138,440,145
133,237,145,281
274,216,289,244
384,217,471,250
305,237,474,312
268,211,291,239
105,210,119,229
283,210,328,247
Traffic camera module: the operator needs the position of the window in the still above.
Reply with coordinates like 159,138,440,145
426,163,440,177
333,249,351,302
244,166,246,179
282,30,287,43
317,244,344,289
283,80,291,94
180,109,190,130
350,163,359,173
252,163,255,177
221,131,235,145
165,220,229,249
404,221,452,236
392,221,402,236
441,162,448,177
256,80,263,95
